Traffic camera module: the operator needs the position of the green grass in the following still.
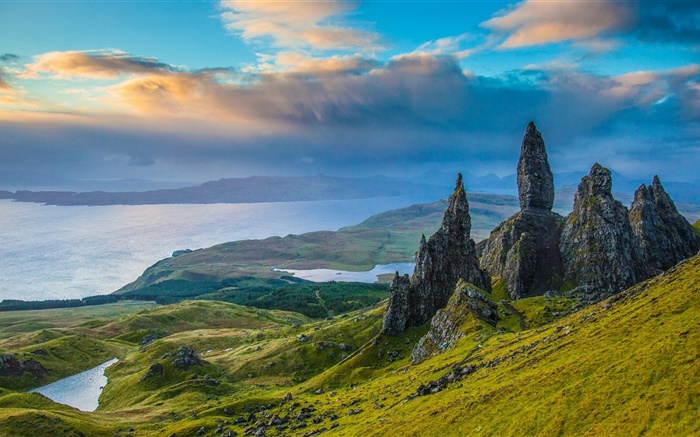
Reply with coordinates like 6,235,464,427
0,255,698,435
693,219,700,238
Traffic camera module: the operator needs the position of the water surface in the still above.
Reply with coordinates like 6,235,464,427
0,195,436,300
275,263,415,283
29,358,118,412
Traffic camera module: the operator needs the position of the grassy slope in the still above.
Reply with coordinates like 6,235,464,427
0,256,697,435
693,219,700,238
319,254,700,436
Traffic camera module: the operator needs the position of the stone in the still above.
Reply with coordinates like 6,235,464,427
517,121,554,210
629,176,700,271
559,163,651,295
412,281,497,363
169,347,207,369
382,174,490,335
479,122,564,299
338,343,352,352
139,362,163,382
0,354,47,379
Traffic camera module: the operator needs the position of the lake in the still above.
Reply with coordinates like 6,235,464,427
0,195,436,301
274,263,415,282
29,358,118,411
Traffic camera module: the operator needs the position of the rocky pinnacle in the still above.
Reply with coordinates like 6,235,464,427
629,176,700,272
381,173,490,336
559,163,651,295
517,121,554,211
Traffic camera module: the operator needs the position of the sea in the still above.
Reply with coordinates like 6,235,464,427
0,196,434,301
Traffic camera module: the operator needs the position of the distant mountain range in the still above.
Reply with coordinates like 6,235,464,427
2,171,699,207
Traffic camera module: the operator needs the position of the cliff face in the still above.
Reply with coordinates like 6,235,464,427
411,280,497,364
629,176,700,272
479,122,565,299
381,174,490,336
560,164,651,295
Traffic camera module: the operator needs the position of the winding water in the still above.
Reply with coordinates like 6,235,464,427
274,263,415,282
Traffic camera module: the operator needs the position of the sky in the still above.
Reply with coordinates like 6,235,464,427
0,0,699,188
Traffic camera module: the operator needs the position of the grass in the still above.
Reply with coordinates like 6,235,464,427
0,255,698,435
693,219,700,238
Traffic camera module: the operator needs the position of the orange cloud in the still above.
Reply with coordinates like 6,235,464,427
219,0,382,51
267,52,378,75
483,0,634,48
21,50,175,79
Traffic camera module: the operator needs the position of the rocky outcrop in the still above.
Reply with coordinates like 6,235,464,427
169,347,207,370
411,281,497,363
629,176,700,272
381,174,490,336
479,122,565,299
560,164,651,295
0,354,46,379
517,121,555,210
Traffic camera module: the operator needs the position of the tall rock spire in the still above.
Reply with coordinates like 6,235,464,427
381,173,490,336
559,163,651,295
517,121,554,211
479,121,564,299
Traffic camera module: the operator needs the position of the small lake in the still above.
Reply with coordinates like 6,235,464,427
274,263,415,282
29,358,118,411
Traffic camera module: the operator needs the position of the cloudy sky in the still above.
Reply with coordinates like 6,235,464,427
1,0,698,188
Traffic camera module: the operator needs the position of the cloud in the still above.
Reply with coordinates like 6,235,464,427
21,50,177,79
264,52,379,76
219,0,382,51
0,67,10,90
3,52,699,184
634,2,700,45
0,54,20,63
483,0,634,48
415,33,478,60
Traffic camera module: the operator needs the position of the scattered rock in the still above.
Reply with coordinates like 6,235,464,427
0,354,46,379
139,362,163,382
169,347,207,370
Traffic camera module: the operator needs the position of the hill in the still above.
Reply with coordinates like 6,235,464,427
0,253,696,435
6,175,446,206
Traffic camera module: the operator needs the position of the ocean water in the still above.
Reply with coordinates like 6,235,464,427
29,358,118,411
0,196,435,301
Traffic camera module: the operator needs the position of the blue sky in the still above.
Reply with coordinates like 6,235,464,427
0,1,699,187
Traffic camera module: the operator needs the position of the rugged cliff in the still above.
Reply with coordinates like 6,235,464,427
560,164,651,295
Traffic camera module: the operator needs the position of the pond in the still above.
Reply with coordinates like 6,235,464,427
274,263,415,283
29,358,118,411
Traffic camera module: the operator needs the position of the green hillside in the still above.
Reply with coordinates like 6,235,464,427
0,254,697,435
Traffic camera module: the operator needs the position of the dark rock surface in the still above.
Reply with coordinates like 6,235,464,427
517,121,554,210
169,347,207,370
411,281,497,363
479,122,564,299
629,176,700,272
0,354,46,379
560,164,651,295
382,174,490,335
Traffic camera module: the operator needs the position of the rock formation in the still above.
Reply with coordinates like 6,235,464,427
517,121,555,210
559,163,651,295
381,174,490,336
629,176,699,271
479,122,565,299
411,280,497,364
